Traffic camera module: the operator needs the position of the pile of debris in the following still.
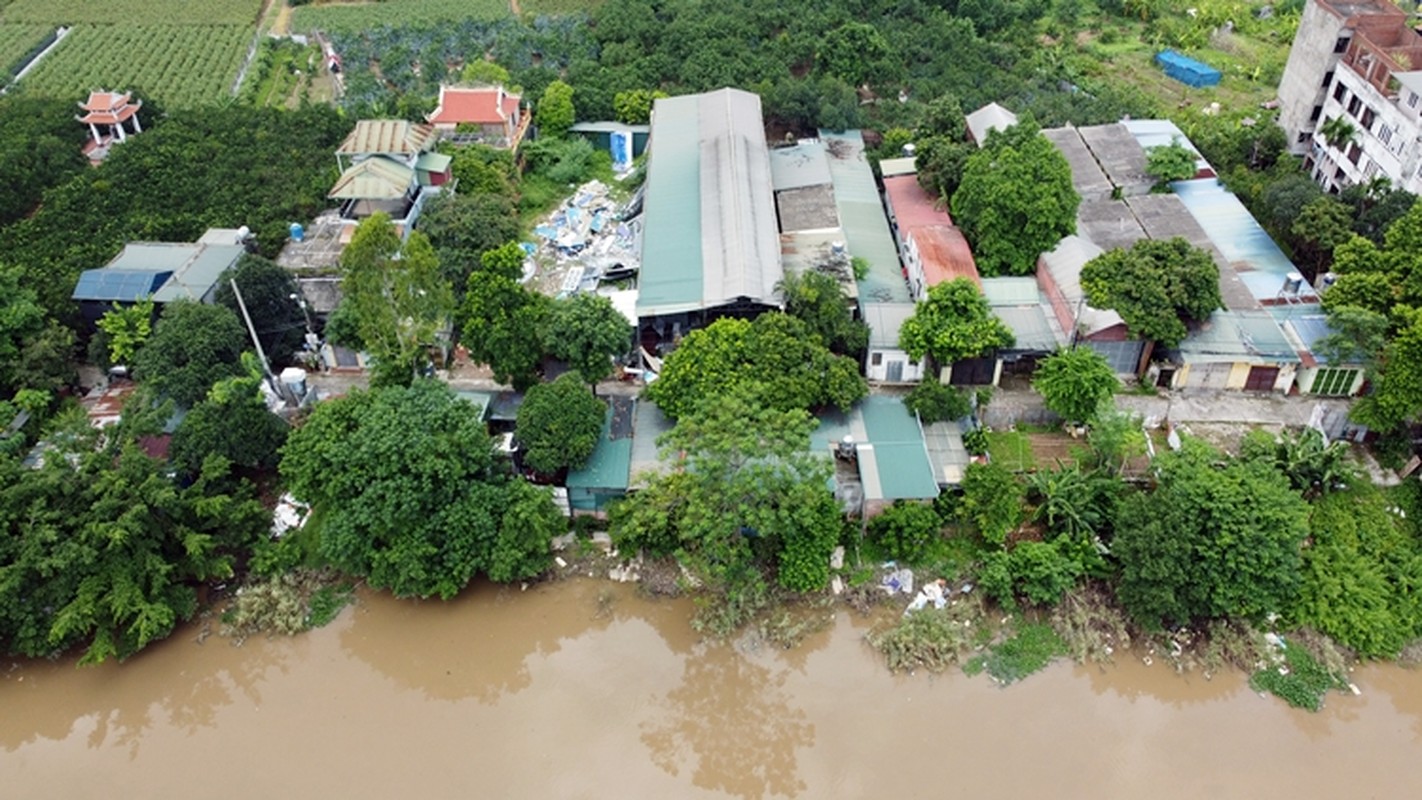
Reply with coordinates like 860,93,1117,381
528,180,642,297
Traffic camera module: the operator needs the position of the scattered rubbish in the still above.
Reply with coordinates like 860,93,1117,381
881,568,914,596
831,576,844,595
829,546,845,570
1264,632,1286,650
591,532,613,552
550,533,576,551
554,556,568,568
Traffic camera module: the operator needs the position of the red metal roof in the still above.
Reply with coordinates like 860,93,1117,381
428,85,520,125
911,225,981,290
81,91,131,112
883,175,954,230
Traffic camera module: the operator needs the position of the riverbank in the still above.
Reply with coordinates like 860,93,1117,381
4,578,1420,798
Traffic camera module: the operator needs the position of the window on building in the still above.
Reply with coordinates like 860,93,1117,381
1347,143,1362,164
1323,70,1335,89
871,352,882,367
1362,107,1376,130
1348,96,1363,117
1335,164,1347,181
1312,368,1357,396
1334,36,1350,54
1333,83,1348,102
1311,104,1324,122
1298,131,1312,144
1380,125,1393,146
1410,92,1420,109
1365,159,1379,179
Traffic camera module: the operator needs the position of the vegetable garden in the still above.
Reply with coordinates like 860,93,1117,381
16,24,250,108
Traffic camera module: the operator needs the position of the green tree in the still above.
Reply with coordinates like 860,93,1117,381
1319,115,1357,151
515,372,606,475
611,390,842,602
898,278,1014,367
132,301,246,407
914,135,974,199
1080,237,1222,349
337,214,455,386
96,299,154,367
544,293,632,382
280,382,516,599
487,480,563,583
1315,305,1389,368
461,273,551,390
951,124,1079,276
1291,197,1355,277
1352,313,1422,431
169,360,289,478
645,314,867,420
1032,347,1119,424
537,80,576,139
978,539,1086,609
479,241,527,282
0,420,268,663
818,22,892,88
418,192,521,292
903,381,972,423
214,254,308,367
460,59,512,87
1024,462,1117,542
915,94,968,140
868,500,942,563
777,269,869,356
958,461,1022,546
613,88,667,124
1320,271,1394,316
1145,138,1197,186
12,321,76,395
0,264,47,394
1113,438,1309,628
1240,428,1351,499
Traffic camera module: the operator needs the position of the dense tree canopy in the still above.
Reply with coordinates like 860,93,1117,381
1113,439,1309,629
645,314,867,420
132,302,248,407
898,278,1014,366
1032,347,1119,425
418,192,521,293
544,293,632,383
951,123,1078,276
461,273,551,390
0,414,268,663
0,97,88,227
280,381,558,599
537,80,576,139
515,372,606,476
214,254,309,367
169,363,290,479
778,270,869,356
1080,237,1222,348
337,214,455,387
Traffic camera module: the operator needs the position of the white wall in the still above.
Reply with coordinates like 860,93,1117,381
866,348,925,383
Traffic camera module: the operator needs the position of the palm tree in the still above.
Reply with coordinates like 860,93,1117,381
1319,116,1357,152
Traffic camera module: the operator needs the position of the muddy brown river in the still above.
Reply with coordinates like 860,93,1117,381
3,578,1420,798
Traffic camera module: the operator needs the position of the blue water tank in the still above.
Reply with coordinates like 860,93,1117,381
289,222,305,242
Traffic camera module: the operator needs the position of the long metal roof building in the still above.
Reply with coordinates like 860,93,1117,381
637,88,783,320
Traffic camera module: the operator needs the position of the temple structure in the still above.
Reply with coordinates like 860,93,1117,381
77,91,143,161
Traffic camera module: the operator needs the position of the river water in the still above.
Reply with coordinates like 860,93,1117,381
3,578,1420,798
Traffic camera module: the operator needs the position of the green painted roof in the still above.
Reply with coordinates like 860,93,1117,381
819,130,910,306
858,395,939,500
415,151,453,176
328,156,415,200
151,243,244,303
638,89,783,318
566,397,634,491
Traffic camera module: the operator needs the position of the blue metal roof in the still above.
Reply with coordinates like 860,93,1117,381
72,268,172,302
1171,178,1303,302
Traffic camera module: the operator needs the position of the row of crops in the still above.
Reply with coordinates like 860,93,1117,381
291,0,511,35
329,15,595,108
18,24,251,109
0,0,263,26
0,22,51,81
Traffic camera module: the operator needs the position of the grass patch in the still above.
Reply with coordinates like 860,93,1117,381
987,430,1035,472
1249,641,1349,712
306,582,356,628
964,621,1066,685
220,569,354,644
867,593,985,674
1050,584,1133,665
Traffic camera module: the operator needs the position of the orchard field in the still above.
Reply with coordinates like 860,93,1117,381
0,0,262,108
290,0,510,34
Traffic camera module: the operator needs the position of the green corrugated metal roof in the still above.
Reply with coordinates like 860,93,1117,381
566,399,633,492
819,130,910,305
415,151,452,174
151,243,244,303
638,96,704,316
329,157,416,200
980,277,1040,306
859,395,939,500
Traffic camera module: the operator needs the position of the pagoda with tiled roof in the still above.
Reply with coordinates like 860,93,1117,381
76,91,143,159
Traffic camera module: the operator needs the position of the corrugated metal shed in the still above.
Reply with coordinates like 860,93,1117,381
1171,178,1315,305
991,305,1059,352
151,243,244,303
1176,310,1299,363
769,140,832,190
809,396,940,501
863,302,916,349
566,396,634,494
911,226,980,289
820,130,910,304
780,231,859,300
1125,192,1259,311
638,89,782,319
336,120,437,156
882,174,954,230
1037,235,1126,337
1078,124,1152,195
965,102,1019,147
981,276,1041,306
452,390,494,419
329,156,416,200
1121,119,1210,175
1077,199,1146,252
629,400,673,488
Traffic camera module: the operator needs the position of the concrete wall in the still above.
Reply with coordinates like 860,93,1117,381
1172,360,1296,392
1279,0,1350,154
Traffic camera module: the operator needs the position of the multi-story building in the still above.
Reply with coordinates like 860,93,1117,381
1278,0,1422,193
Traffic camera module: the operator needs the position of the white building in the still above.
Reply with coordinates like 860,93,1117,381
1278,0,1422,193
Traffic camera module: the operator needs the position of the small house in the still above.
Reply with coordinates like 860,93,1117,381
565,396,636,513
329,120,451,231
964,102,1018,148
71,229,248,326
427,84,528,149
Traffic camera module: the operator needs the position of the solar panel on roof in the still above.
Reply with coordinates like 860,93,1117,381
72,269,173,302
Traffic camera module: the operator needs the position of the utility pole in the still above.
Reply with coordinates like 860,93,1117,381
230,278,276,390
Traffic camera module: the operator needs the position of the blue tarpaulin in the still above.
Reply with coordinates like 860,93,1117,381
1156,50,1221,88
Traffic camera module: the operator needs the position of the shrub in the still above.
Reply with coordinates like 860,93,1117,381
868,500,943,563
904,382,972,423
